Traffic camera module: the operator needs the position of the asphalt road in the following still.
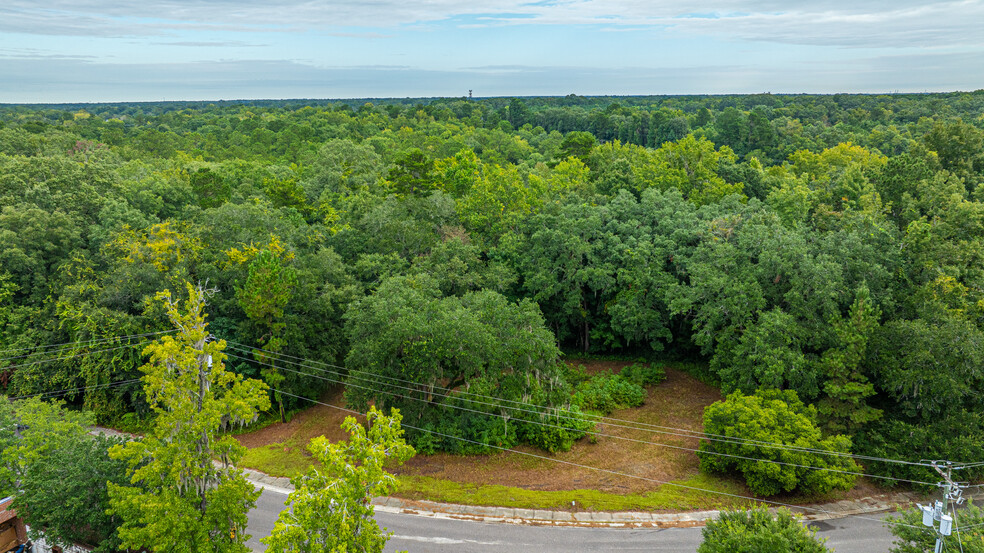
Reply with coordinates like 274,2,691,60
246,487,898,553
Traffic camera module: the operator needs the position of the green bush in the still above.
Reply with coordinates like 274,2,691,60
517,406,593,453
425,411,521,455
562,363,590,386
411,395,593,455
413,428,440,455
619,362,666,386
698,507,829,553
698,389,859,497
572,374,646,414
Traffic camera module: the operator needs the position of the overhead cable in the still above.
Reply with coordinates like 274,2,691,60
224,350,936,488
224,340,934,469
271,387,924,530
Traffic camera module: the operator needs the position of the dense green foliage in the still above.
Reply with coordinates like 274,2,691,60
698,390,858,496
263,407,414,553
2,92,984,474
107,285,270,553
698,507,829,553
0,398,129,551
344,274,586,452
567,361,665,415
572,373,647,414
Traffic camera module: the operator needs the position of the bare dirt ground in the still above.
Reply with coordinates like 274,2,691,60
389,364,721,494
233,360,884,501
234,385,361,451
236,361,724,494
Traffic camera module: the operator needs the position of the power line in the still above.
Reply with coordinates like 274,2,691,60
223,350,936,487
224,340,932,469
223,342,934,470
8,378,143,401
3,333,921,529
0,329,176,359
219,348,932,485
271,387,923,530
0,343,145,373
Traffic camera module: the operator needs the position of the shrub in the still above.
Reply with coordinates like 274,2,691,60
516,406,593,453
572,374,646,414
562,363,590,386
698,389,859,497
426,410,521,455
413,428,440,455
619,362,666,386
699,507,828,553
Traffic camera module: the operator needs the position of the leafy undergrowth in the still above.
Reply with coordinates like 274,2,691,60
234,361,872,511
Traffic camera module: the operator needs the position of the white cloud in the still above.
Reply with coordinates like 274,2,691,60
3,0,983,49
2,51,981,103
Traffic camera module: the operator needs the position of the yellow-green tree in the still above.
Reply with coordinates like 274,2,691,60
262,407,415,553
108,283,270,553
649,134,744,205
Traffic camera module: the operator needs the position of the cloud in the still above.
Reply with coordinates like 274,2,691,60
666,2,984,48
4,0,983,49
152,41,267,47
1,52,981,104
0,48,99,60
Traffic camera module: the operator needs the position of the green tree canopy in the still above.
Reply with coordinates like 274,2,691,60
698,389,859,497
343,274,579,453
262,407,415,553
108,283,270,553
699,507,829,553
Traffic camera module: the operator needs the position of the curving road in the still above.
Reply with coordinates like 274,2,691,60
246,487,896,553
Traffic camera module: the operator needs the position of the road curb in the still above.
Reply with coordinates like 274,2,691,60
90,426,955,529
239,465,940,528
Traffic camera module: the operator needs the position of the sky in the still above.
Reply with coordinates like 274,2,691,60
1,1,983,103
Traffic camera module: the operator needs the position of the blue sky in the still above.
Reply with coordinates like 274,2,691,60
2,1,983,103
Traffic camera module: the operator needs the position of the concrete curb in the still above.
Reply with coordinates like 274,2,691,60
91,427,958,529
239,466,939,528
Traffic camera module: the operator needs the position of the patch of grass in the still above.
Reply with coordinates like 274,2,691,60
240,443,313,479
394,472,753,512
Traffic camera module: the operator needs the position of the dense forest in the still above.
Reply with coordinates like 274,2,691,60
2,92,984,488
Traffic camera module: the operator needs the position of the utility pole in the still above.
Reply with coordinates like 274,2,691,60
918,460,967,553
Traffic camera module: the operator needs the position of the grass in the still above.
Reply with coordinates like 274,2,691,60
236,408,337,479
240,442,312,479
394,472,754,512
233,362,752,512
237,443,754,512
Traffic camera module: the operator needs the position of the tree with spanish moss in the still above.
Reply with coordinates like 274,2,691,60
107,283,270,553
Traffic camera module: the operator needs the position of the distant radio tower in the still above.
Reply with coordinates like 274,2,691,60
469,90,473,99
